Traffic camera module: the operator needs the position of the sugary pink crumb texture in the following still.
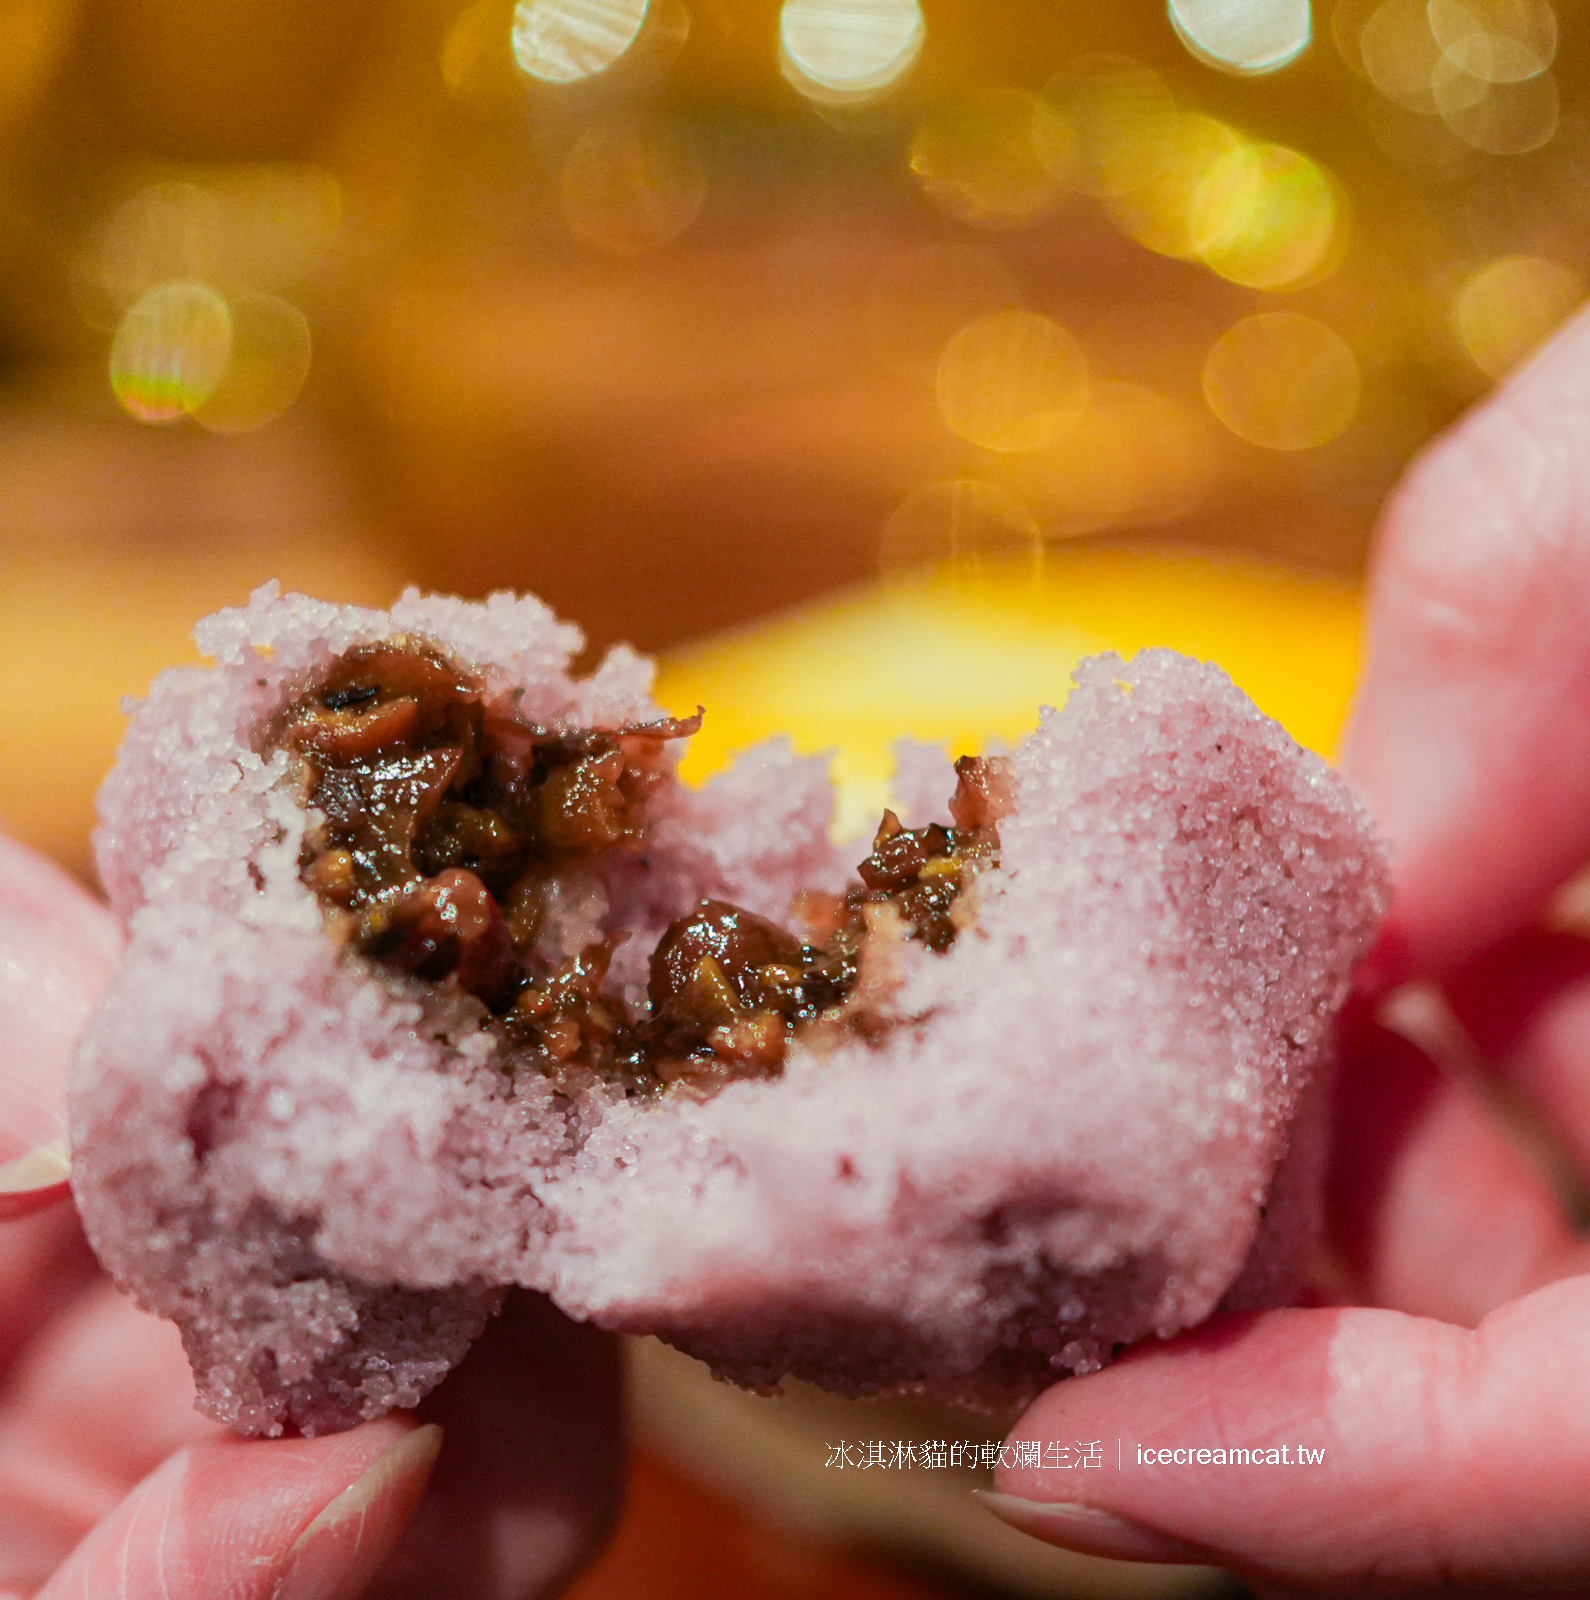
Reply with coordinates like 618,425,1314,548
68,585,1388,1437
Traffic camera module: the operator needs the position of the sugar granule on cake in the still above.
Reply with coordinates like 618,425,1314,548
68,584,1388,1435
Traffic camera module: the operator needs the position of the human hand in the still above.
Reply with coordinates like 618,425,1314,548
979,306,1590,1593
0,833,622,1600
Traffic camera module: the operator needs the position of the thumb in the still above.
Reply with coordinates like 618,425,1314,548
36,1417,441,1600
983,1291,1590,1594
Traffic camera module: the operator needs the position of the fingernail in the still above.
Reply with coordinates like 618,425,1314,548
272,1423,443,1600
0,1138,70,1197
974,1489,1211,1566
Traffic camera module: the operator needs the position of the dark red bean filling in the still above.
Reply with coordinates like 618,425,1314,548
272,641,1012,1097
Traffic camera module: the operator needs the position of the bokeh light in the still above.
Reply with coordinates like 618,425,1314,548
1168,0,1312,75
1358,0,1444,110
191,294,313,434
936,310,1088,451
1442,69,1559,151
559,119,706,254
1453,254,1584,377
1359,85,1478,175
879,478,1041,575
1348,0,1561,154
1042,57,1180,197
93,167,341,311
89,170,334,431
909,87,1070,227
779,0,924,103
1430,49,1491,117
1191,140,1340,288
1428,0,1556,82
94,183,221,311
22,0,1590,897
1202,310,1359,448
109,282,233,423
511,0,649,82
1103,112,1244,259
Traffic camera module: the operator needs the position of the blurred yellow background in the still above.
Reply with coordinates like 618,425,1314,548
4,0,1574,875
0,1,1579,1593
654,546,1361,838
1,0,1582,875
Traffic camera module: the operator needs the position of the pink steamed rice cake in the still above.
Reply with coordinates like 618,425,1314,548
68,584,1387,1437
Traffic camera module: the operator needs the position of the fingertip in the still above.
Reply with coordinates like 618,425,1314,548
34,1413,441,1600
271,1422,444,1600
1344,305,1590,974
992,1292,1590,1593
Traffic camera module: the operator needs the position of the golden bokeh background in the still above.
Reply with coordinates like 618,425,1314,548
2,0,1586,876
0,2,1582,1593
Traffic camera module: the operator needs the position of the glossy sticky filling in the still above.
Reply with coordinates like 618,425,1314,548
269,640,1012,1097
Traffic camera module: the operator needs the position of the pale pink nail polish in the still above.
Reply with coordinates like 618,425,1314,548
271,1423,443,1600
974,1488,1212,1566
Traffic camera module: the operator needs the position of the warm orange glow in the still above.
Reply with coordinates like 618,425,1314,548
443,0,509,96
909,87,1070,227
1428,0,1556,82
0,0,77,133
656,550,1366,842
936,311,1088,451
93,168,341,308
1361,0,1447,109
559,119,706,254
192,294,313,433
1441,70,1559,151
1041,57,1180,198
1203,312,1360,449
999,382,1218,534
880,479,1041,575
1082,300,1216,396
1453,254,1584,377
1103,113,1243,260
863,243,1021,380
